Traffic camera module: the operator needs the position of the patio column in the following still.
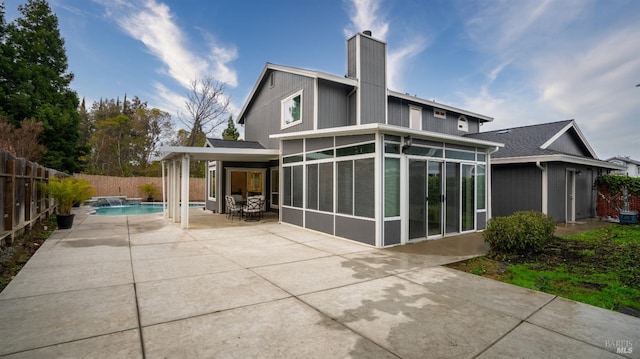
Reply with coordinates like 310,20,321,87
180,154,190,229
172,159,180,223
161,161,167,218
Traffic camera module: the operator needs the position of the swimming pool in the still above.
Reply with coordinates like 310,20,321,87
92,204,202,216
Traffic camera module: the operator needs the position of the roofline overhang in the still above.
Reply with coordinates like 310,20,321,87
237,63,358,125
540,120,598,159
387,90,494,122
156,146,280,162
270,123,504,149
605,156,640,166
491,154,627,170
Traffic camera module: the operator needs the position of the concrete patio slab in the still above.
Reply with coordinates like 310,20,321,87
302,236,377,255
343,250,472,275
0,260,132,299
142,298,396,358
135,268,290,326
399,266,556,320
300,276,521,359
477,322,623,359
187,225,272,241
22,243,131,268
0,285,138,356
253,255,388,295
528,297,640,358
199,233,293,249
273,228,335,243
132,253,242,282
1,329,143,359
129,241,215,261
129,229,196,246
201,241,331,268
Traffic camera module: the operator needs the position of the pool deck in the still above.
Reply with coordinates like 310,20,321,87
0,207,637,358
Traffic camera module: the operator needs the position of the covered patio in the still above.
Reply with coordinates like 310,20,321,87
157,145,279,229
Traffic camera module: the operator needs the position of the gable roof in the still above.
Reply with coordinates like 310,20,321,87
237,62,493,126
205,138,264,149
237,63,357,125
466,120,624,170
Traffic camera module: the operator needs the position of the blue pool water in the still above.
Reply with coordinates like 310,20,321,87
92,204,202,216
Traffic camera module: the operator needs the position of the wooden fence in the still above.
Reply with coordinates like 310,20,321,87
74,174,205,202
1,151,60,246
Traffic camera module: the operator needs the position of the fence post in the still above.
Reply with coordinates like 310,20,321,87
4,157,15,245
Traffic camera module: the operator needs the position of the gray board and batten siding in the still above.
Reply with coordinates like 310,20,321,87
490,163,542,218
546,129,592,157
243,71,315,149
350,34,386,125
317,79,353,130
387,97,480,135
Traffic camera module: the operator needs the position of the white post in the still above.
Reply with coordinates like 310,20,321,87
181,154,190,229
161,161,167,218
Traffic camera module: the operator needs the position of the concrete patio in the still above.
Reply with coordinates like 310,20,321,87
0,208,637,358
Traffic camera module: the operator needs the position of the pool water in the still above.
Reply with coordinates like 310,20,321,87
92,204,165,216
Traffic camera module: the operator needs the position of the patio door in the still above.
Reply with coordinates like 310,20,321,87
409,160,443,241
226,168,266,200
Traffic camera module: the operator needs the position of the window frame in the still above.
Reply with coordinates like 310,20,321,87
434,108,447,119
281,90,303,129
457,116,469,132
207,162,216,201
409,105,422,130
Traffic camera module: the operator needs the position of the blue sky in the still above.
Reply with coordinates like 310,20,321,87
6,0,640,160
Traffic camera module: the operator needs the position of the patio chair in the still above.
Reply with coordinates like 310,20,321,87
243,196,262,221
225,195,242,220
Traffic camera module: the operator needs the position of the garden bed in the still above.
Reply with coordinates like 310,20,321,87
446,224,640,316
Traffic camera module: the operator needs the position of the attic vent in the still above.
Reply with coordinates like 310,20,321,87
497,130,511,134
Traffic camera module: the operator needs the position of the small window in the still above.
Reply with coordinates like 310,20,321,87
410,106,422,130
458,116,468,132
208,165,216,200
269,72,275,88
434,108,446,119
281,91,303,129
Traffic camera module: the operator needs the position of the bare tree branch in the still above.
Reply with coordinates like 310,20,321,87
180,77,231,146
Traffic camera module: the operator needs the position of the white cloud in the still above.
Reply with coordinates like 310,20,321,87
343,0,389,39
96,0,238,89
456,0,640,160
151,82,187,116
343,0,427,91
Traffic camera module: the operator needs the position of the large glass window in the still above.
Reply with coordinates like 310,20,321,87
292,165,303,208
462,164,475,231
307,164,318,210
337,161,353,215
208,165,216,200
281,91,302,129
355,158,375,218
384,158,400,217
319,163,333,212
283,167,292,206
476,165,486,210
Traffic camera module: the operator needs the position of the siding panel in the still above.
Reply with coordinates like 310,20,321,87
335,216,375,245
491,164,542,217
317,80,351,129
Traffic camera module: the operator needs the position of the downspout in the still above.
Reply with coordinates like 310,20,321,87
486,146,500,221
536,161,548,215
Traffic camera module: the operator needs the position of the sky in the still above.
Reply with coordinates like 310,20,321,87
5,0,640,161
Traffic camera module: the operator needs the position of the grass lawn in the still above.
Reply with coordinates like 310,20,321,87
446,224,640,315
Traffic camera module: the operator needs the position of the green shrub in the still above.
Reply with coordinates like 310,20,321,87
484,211,556,255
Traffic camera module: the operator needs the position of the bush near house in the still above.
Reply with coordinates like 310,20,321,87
484,211,556,255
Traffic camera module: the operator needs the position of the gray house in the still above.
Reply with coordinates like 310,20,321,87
160,32,503,247
467,120,623,222
606,156,640,177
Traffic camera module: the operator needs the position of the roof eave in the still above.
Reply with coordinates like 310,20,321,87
270,124,504,149
387,90,494,122
491,154,627,170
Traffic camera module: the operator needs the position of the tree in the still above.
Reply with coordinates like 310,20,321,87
1,0,80,173
85,96,172,177
221,116,240,140
0,116,45,160
180,77,230,146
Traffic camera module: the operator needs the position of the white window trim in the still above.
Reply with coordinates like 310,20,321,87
458,116,469,132
434,108,447,119
281,90,303,130
207,162,216,201
409,105,422,130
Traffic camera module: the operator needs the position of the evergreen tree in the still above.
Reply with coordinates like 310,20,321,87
2,0,80,172
221,116,240,140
